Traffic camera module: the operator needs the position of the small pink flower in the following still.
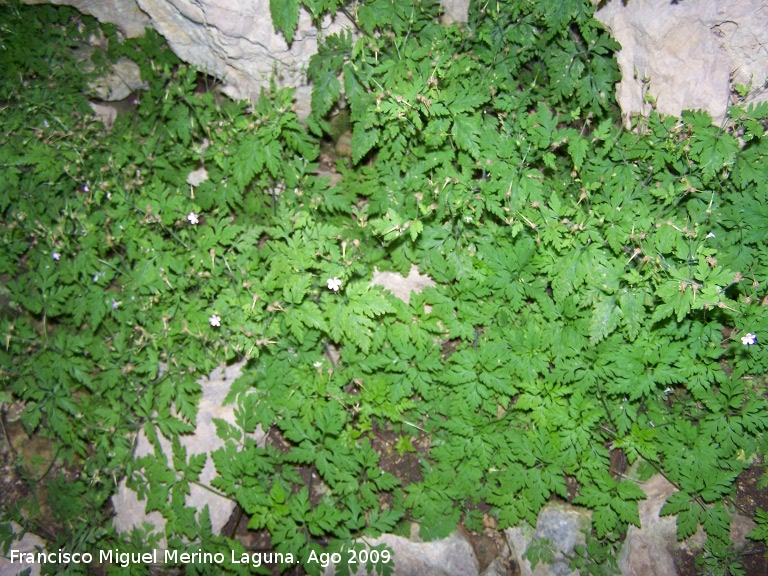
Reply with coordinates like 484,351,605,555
188,212,199,225
209,314,221,327
52,253,61,261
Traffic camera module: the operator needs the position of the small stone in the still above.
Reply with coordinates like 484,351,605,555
324,532,479,576
0,523,45,576
371,265,436,305
504,502,591,576
334,131,352,157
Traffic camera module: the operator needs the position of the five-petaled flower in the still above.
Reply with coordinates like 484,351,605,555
188,212,199,225
52,252,61,261
327,277,342,292
209,314,221,327
741,332,757,346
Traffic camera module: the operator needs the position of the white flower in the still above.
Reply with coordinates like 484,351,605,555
111,298,121,310
706,232,715,239
327,277,342,292
209,314,221,327
52,252,60,261
741,332,757,346
187,212,199,225
313,361,323,368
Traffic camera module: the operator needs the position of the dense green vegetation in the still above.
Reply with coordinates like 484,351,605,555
2,0,768,574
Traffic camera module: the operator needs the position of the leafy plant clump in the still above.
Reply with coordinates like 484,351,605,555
1,0,768,574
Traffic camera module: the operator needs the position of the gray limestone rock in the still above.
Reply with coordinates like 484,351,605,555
504,503,591,576
441,0,470,24
112,360,260,542
595,0,768,126
88,57,147,101
618,474,757,576
24,0,151,38
371,265,436,305
0,523,45,576
324,532,480,576
617,474,679,576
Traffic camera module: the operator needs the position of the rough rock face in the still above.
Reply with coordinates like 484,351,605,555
0,523,46,576
617,474,684,575
440,0,470,24
112,360,259,542
323,532,480,576
131,0,355,118
618,474,756,576
25,0,352,119
505,503,591,576
595,0,768,126
25,0,151,38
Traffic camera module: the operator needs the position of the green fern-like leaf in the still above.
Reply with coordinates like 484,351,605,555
352,118,380,164
232,135,265,190
451,113,482,159
590,296,622,344
270,0,301,44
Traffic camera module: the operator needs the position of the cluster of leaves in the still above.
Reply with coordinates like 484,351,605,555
0,2,411,573
302,0,768,568
1,0,768,575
